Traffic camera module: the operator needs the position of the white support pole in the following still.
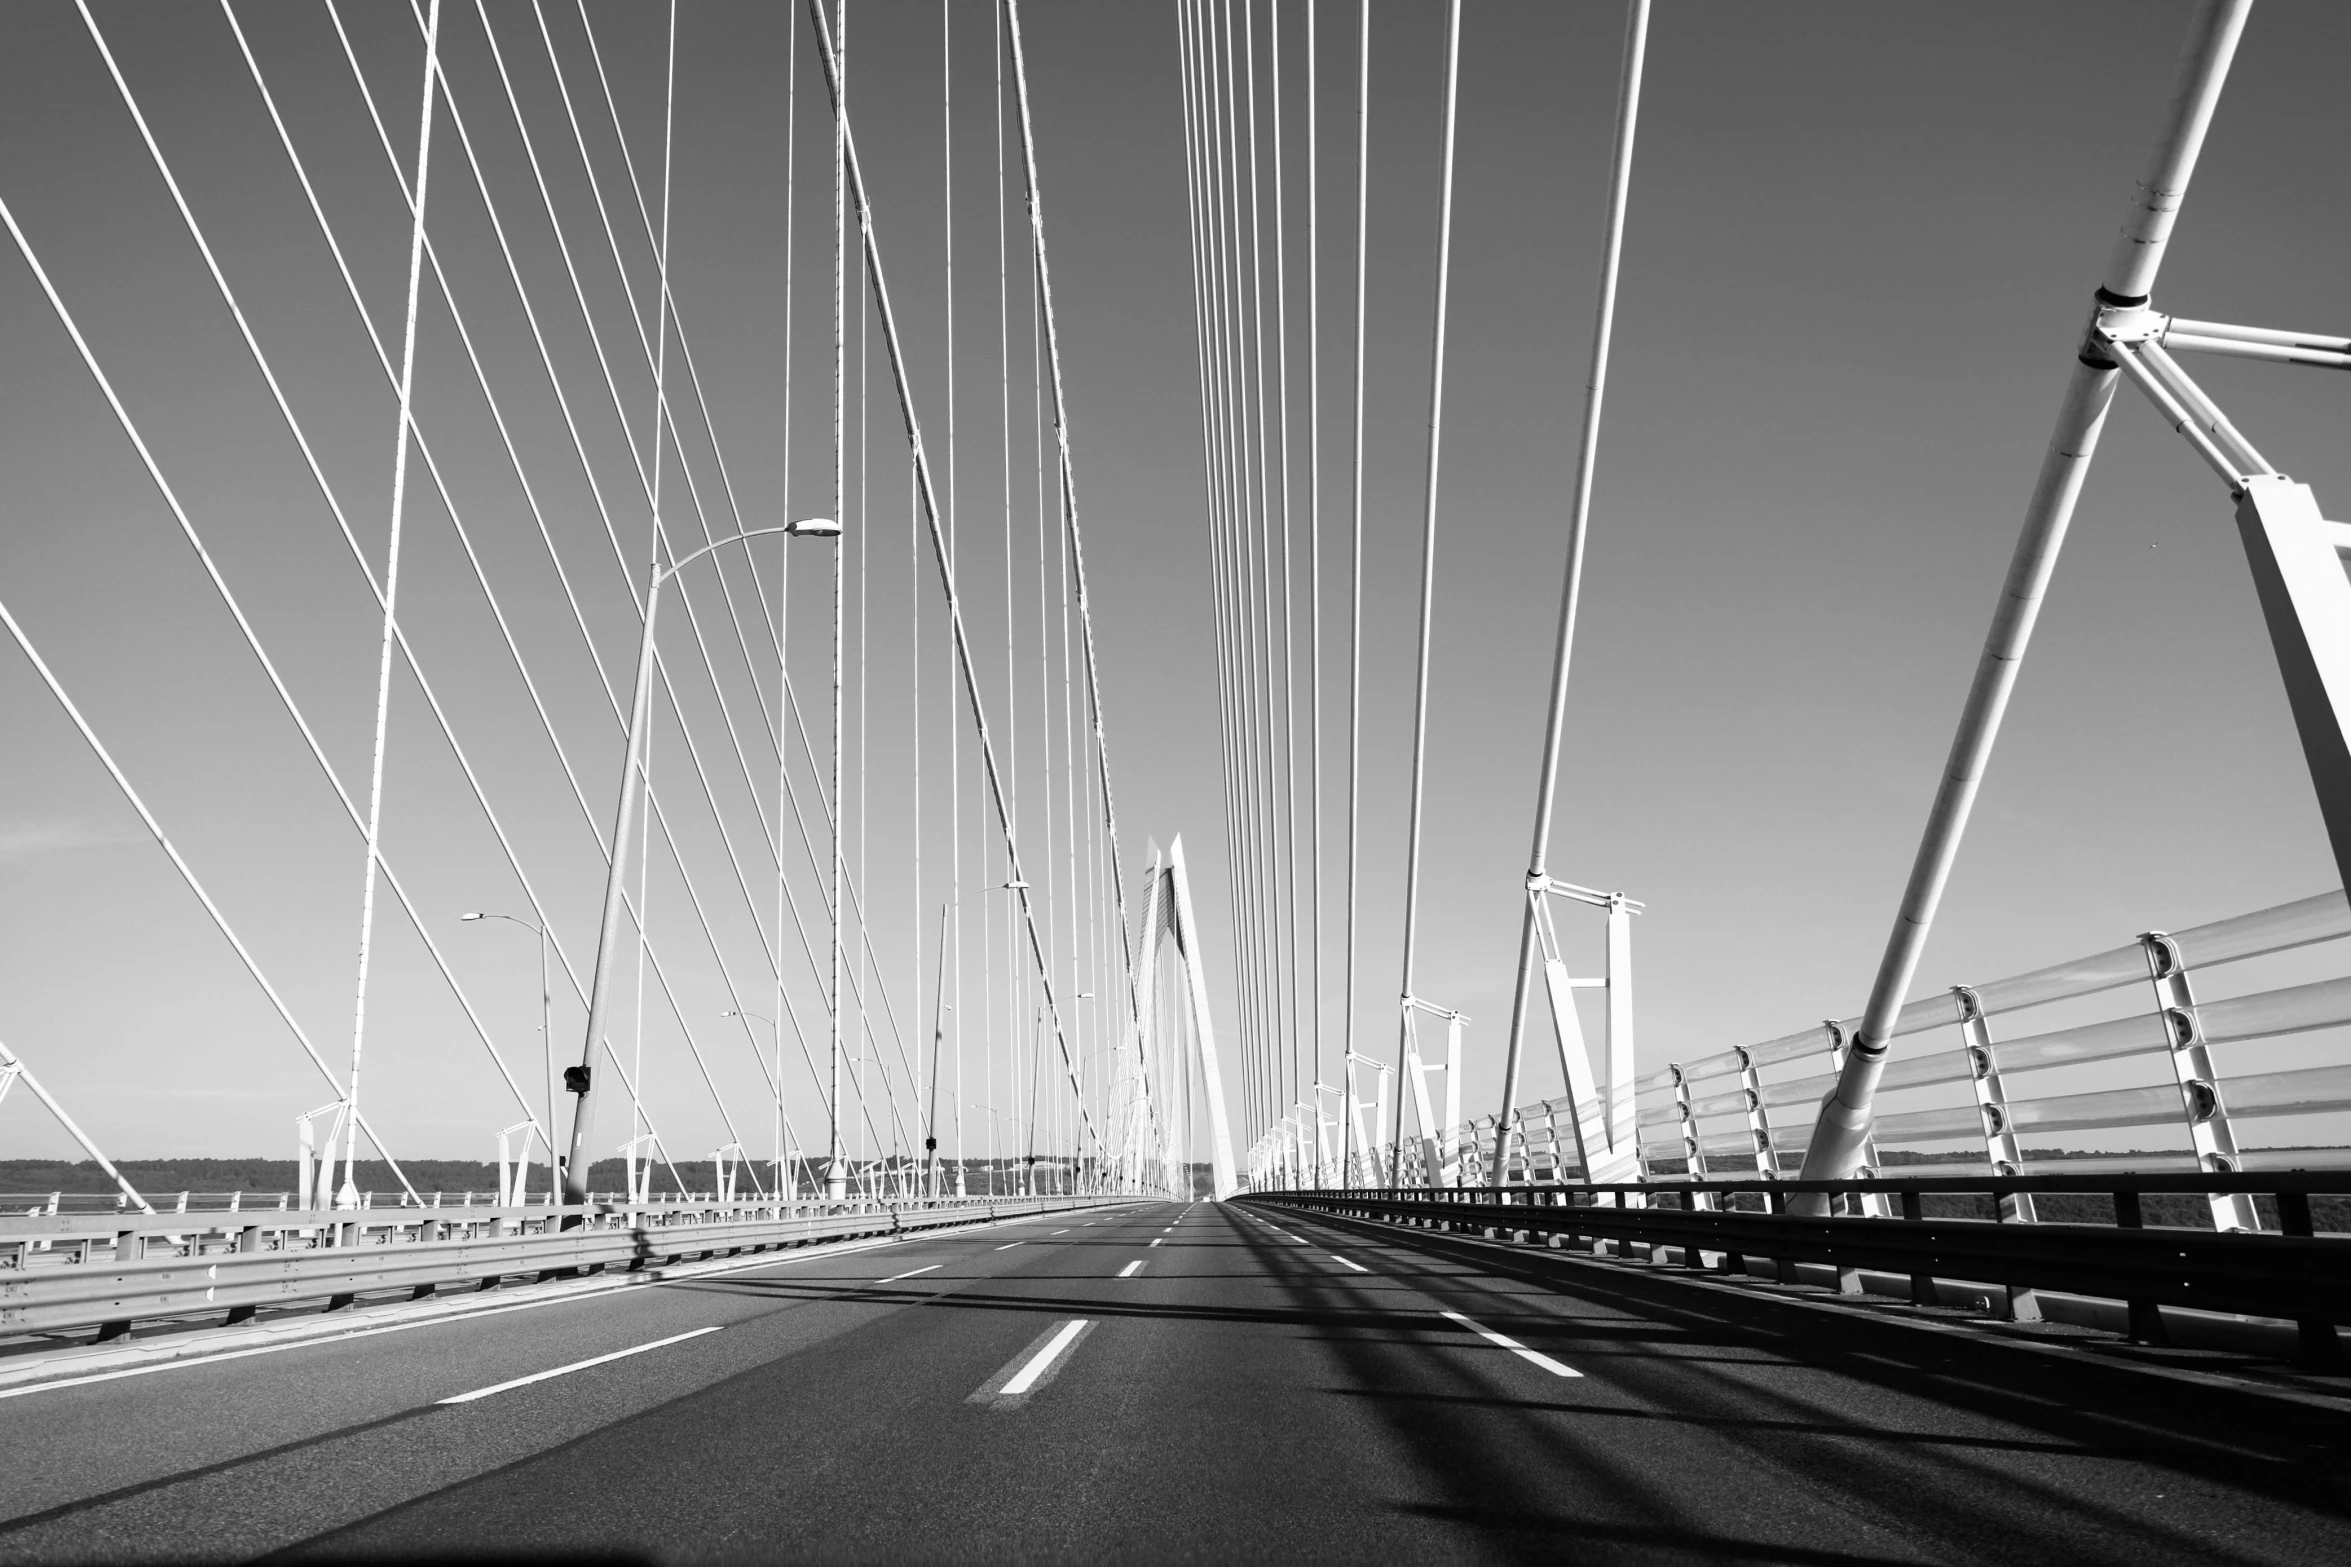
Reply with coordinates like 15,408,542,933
1165,837,1239,1197
2232,477,2351,892
0,1037,152,1214
1603,895,1636,1166
1797,0,2254,1203
1492,0,1650,1180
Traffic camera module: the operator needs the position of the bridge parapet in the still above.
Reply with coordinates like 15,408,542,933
0,1195,1124,1344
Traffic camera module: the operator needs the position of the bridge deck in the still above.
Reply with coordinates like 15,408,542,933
0,1202,2344,1560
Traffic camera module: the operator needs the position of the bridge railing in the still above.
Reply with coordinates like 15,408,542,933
1402,888,2351,1193
1249,1173,2351,1367
0,1194,1125,1343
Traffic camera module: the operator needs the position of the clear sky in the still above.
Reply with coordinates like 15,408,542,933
0,1,2345,1172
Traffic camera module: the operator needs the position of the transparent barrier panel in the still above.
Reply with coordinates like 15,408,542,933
1690,1088,1751,1120
1888,990,1965,1040
2216,1062,2351,1119
1674,1048,1751,1085
2173,889,2351,968
2199,975,2351,1045
1870,1103,1984,1143
1762,1070,1837,1109
1993,1011,2169,1075
1748,1026,1834,1071
1696,1130,1767,1158
1876,1053,1975,1093
2006,1082,2185,1136
1972,943,2150,1017
2234,1146,2351,1172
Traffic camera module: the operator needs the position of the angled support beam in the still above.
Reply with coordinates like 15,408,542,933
1798,0,2254,1204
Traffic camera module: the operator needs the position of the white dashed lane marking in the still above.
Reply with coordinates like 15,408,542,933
438,1327,723,1405
1440,1310,1580,1379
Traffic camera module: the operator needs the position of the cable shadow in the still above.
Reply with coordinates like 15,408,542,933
1241,1202,2351,1566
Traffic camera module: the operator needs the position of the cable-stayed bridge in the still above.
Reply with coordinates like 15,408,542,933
0,1,2347,1559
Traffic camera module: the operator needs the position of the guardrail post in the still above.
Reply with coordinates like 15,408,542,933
1954,987,2039,1321
1736,1048,1779,1181
1764,1186,1797,1283
1669,1064,1712,1208
2276,1190,2346,1369
1899,1188,1936,1306
2140,932,2259,1232
2113,1188,2170,1345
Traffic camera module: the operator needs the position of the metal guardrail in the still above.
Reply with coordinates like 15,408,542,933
1249,1175,2351,1367
0,1195,1123,1341
1372,889,2351,1191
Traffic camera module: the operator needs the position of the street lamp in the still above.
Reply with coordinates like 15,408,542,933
565,519,841,1209
719,1007,790,1198
933,878,1030,1200
462,911,552,1199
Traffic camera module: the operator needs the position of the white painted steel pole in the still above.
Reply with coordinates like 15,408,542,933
828,0,850,1204
1794,0,2253,1203
0,1037,152,1213
1490,0,1649,1183
566,586,662,1206
1390,0,1462,1168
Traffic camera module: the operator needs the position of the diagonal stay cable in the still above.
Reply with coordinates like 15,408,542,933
805,0,1101,1158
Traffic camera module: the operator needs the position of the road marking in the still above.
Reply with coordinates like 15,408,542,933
437,1326,723,1405
1330,1255,1369,1273
1052,1229,1069,1234
1148,1238,1163,1247
1439,1310,1580,1379
996,1242,1024,1250
875,1264,942,1285
970,1318,1095,1407
1003,1321,1088,1395
1118,1261,1146,1278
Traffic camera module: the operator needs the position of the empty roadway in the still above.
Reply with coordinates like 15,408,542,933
0,1200,2344,1563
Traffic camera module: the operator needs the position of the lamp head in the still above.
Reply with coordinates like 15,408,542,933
786,516,842,538
460,912,485,921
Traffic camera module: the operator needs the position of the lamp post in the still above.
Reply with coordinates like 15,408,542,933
565,518,841,1208
921,880,1030,1200
719,1007,783,1197
461,911,550,1198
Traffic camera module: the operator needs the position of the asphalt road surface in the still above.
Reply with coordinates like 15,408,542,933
1,1198,2345,1563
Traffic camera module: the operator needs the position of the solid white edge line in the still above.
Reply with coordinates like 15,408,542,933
1331,1255,1370,1273
1439,1309,1581,1378
1118,1261,1145,1278
998,1318,1090,1396
437,1325,723,1405
876,1264,943,1284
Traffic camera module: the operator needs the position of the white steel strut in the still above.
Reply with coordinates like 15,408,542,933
1132,838,1240,1198
1800,0,2261,1202
1522,879,1643,1185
